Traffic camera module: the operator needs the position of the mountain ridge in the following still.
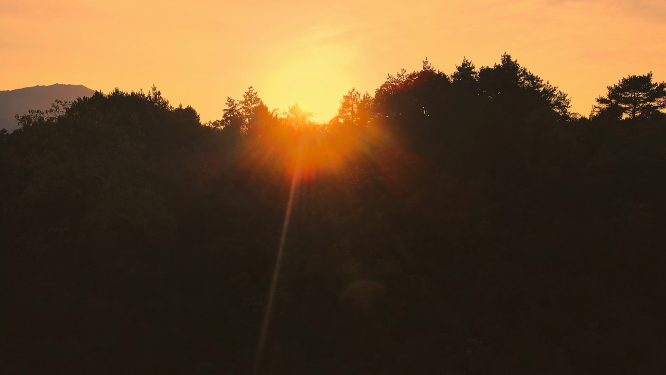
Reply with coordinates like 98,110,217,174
0,83,95,132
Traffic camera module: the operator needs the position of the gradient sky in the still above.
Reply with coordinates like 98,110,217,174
2,0,665,122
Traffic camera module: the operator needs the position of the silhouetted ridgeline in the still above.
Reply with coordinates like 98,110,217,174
1,55,665,374
0,84,95,132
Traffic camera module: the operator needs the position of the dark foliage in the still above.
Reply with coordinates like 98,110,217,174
2,56,665,374
593,72,666,120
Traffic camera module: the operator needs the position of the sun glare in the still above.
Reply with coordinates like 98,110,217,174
265,48,354,122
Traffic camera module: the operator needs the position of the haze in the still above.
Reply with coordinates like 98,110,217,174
2,0,665,121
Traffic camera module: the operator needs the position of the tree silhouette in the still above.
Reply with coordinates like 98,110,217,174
452,57,478,86
478,53,571,119
285,103,314,128
593,72,666,120
222,96,244,134
240,86,263,127
337,88,374,127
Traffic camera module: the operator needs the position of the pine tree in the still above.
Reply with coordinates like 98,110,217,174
593,72,666,120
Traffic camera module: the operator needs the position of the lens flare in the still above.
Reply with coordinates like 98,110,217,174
253,150,301,375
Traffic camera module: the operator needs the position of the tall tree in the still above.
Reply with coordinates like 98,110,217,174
451,57,478,86
285,103,314,128
478,54,571,119
246,102,276,138
338,88,374,127
240,86,263,123
593,72,666,120
240,86,271,135
222,97,244,134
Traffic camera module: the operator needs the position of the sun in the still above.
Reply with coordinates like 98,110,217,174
265,46,354,122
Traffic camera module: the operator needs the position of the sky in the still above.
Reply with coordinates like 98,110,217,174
2,0,665,122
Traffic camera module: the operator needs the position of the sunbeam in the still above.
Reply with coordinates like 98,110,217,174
253,152,302,375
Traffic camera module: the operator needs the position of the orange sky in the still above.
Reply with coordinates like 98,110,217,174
2,0,665,122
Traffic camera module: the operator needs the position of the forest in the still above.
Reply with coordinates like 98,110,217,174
2,54,666,374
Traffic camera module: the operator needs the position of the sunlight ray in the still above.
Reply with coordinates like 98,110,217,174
253,151,301,375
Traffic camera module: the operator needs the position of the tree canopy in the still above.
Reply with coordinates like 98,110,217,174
593,72,666,120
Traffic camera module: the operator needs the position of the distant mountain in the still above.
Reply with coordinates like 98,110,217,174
0,84,95,132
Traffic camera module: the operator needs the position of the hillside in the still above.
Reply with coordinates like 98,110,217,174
0,84,95,132
2,57,666,374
